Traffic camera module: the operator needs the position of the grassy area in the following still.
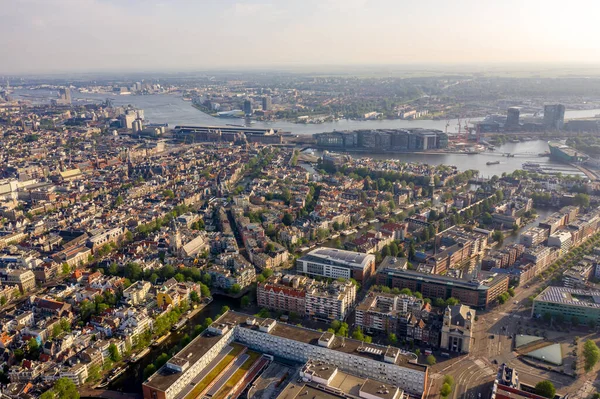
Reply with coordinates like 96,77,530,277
184,343,245,399
212,350,261,399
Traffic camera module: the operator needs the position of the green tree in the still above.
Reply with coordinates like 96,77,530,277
241,295,250,307
143,364,157,379
230,284,241,294
221,305,230,314
190,291,200,303
574,193,590,208
61,263,71,275
583,340,600,372
388,333,398,344
534,381,556,399
440,383,452,398
443,375,454,386
53,377,80,399
200,283,211,298
108,343,122,362
0,296,6,306
426,355,437,366
282,212,294,226
86,364,101,383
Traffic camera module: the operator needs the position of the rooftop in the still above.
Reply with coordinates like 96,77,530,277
535,286,600,308
300,248,374,270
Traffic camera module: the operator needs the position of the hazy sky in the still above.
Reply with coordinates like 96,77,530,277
1,0,599,74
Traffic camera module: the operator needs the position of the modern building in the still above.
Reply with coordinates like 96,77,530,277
532,286,600,325
548,142,588,163
142,311,428,399
543,104,565,130
376,268,509,309
440,305,475,353
243,99,253,116
296,248,376,282
506,107,520,130
262,96,272,111
172,125,282,144
314,129,448,152
519,227,548,248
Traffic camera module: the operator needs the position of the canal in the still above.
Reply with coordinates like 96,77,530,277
108,295,241,393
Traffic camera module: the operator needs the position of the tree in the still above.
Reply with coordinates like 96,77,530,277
200,283,211,298
440,383,452,398
190,291,200,303
507,288,515,297
443,375,454,386
53,377,80,399
388,333,398,344
583,340,600,372
282,212,294,226
534,381,556,399
493,230,504,245
446,297,460,306
143,364,157,379
230,284,241,294
221,305,230,314
28,338,39,353
174,273,185,282
426,355,437,366
241,295,250,308
61,263,71,275
86,364,101,383
0,296,6,306
574,193,590,208
108,343,122,363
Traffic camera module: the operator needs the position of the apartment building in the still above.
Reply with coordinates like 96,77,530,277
296,248,376,282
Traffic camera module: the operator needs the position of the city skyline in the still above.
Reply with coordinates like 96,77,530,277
2,0,600,74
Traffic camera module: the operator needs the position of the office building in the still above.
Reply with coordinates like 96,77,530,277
243,99,253,116
532,286,600,325
262,96,272,111
296,248,376,282
142,311,428,399
376,268,509,309
506,107,520,130
543,104,565,130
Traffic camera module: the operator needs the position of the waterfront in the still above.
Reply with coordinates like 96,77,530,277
108,295,240,393
11,89,600,136
308,140,587,177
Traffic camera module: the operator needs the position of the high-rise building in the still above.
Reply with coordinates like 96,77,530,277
243,99,253,116
262,96,272,111
506,107,520,130
543,104,565,130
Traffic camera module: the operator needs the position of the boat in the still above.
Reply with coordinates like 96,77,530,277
130,347,151,363
341,229,358,236
486,161,500,165
522,162,541,169
151,333,170,347
331,233,340,239
172,317,188,331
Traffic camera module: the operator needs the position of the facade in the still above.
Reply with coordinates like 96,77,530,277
355,291,422,335
0,269,36,293
519,227,548,248
257,274,357,320
532,286,600,325
142,311,428,399
314,129,448,152
257,274,308,315
505,107,520,129
296,248,376,282
543,104,565,130
376,268,509,309
305,279,356,321
440,305,475,353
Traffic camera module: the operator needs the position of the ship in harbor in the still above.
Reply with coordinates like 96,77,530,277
486,161,500,165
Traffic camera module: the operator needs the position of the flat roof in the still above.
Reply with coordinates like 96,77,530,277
379,268,508,291
221,311,425,372
300,248,374,270
534,286,600,308
143,328,227,391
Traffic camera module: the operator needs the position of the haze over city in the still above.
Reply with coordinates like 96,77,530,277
2,0,600,74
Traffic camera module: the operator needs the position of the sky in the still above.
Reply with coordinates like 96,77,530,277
1,0,600,74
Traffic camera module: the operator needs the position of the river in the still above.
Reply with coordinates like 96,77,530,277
10,88,600,135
